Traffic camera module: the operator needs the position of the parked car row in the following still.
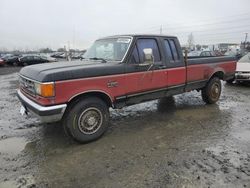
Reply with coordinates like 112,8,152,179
0,54,57,67
0,50,87,67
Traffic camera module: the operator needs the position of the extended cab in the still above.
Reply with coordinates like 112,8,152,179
17,35,236,143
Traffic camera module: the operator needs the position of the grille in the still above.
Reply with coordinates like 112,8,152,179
19,76,36,96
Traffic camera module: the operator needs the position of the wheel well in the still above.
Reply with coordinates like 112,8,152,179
210,71,224,80
68,92,113,108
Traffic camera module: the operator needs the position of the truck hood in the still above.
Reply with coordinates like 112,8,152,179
236,62,250,72
19,60,124,82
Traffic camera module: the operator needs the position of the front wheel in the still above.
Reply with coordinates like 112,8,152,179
63,97,110,143
201,77,222,104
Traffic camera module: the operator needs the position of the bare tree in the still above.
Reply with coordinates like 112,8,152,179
187,33,195,50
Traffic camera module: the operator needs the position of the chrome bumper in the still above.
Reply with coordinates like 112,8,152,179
17,89,67,123
235,72,250,81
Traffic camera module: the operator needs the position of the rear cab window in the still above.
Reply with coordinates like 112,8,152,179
162,38,182,67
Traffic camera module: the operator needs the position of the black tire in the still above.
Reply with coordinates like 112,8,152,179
201,77,222,104
63,97,109,143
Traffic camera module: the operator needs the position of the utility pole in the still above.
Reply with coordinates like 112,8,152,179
67,41,71,61
160,25,162,35
244,33,248,49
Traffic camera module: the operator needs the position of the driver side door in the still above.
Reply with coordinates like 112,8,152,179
125,38,168,104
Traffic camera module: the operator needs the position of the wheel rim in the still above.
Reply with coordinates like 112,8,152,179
78,107,103,135
210,82,220,100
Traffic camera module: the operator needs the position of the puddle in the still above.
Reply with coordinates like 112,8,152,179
0,137,27,155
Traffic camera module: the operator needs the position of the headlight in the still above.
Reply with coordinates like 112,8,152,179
34,82,55,97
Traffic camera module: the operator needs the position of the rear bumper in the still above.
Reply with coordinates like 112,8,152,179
235,72,250,81
17,89,67,123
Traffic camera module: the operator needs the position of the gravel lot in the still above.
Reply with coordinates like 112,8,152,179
0,67,249,188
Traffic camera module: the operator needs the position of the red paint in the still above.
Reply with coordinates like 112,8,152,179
167,67,186,86
125,69,168,95
187,61,236,82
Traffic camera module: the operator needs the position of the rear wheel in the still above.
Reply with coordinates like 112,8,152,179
202,77,222,104
63,97,109,143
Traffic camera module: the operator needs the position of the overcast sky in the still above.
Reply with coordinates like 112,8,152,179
1,0,250,50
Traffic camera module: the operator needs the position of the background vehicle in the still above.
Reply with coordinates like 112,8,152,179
51,52,66,59
234,52,250,82
41,55,57,62
2,54,21,66
188,50,216,57
0,58,5,66
225,49,242,60
71,51,86,60
19,55,50,66
213,50,224,56
17,34,236,143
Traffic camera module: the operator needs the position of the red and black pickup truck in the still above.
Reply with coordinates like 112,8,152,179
17,34,236,143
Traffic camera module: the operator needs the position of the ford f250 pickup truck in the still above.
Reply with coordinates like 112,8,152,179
17,35,236,143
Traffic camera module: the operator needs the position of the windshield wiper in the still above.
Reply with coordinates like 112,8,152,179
89,57,107,63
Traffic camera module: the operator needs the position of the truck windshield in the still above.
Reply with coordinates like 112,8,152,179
83,37,131,62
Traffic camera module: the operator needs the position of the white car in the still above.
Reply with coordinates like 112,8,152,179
235,53,250,82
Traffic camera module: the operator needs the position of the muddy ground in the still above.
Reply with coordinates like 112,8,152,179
0,67,249,188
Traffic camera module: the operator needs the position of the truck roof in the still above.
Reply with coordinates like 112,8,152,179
100,34,177,39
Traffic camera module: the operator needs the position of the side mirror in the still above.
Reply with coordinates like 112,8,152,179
143,48,153,64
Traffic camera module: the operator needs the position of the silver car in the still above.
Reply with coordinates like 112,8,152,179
235,53,250,82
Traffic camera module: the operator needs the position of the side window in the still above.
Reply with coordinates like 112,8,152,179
163,40,174,61
136,39,161,62
164,39,180,63
169,40,180,61
129,45,140,64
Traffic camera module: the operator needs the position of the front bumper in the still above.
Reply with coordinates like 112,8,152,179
235,72,250,81
17,89,67,123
